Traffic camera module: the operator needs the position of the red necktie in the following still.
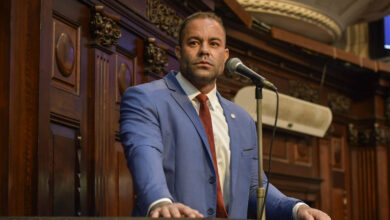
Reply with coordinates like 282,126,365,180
196,94,228,218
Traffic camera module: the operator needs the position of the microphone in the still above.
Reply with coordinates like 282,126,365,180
226,58,277,91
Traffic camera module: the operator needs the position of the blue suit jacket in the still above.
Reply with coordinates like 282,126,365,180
120,71,299,219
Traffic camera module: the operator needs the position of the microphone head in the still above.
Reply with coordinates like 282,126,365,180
226,58,242,73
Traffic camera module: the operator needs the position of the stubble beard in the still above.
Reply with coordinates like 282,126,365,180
180,63,221,89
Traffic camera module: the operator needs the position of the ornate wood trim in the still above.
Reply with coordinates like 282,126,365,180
90,6,122,48
55,33,75,77
327,92,351,114
143,37,168,76
348,123,387,147
146,0,183,39
289,80,319,103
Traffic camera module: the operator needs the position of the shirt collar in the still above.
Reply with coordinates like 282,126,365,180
175,72,219,110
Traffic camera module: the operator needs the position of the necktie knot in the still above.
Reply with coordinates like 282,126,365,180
196,93,208,104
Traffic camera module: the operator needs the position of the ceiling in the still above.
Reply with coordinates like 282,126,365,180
237,0,390,43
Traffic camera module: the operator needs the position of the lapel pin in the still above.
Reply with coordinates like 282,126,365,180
231,113,236,119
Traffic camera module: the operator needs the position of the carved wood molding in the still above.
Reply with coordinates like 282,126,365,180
147,0,183,39
56,33,75,77
348,123,387,147
90,6,122,48
289,80,319,103
327,92,351,114
117,62,132,95
52,15,81,95
237,0,343,41
144,37,168,76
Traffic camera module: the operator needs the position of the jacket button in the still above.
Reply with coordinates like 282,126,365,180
207,208,214,215
209,176,216,184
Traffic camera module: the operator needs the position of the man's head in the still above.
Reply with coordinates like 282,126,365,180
178,12,226,46
175,12,229,93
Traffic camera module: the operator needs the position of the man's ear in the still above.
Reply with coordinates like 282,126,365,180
224,47,229,62
175,46,181,59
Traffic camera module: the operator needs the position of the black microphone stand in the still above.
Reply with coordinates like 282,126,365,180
256,85,266,220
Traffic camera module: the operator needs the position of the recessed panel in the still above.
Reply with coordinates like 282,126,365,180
294,140,312,166
331,137,344,171
115,54,134,103
52,17,80,95
51,122,79,216
263,132,288,162
116,141,134,215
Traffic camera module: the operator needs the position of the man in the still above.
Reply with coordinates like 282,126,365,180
120,12,330,220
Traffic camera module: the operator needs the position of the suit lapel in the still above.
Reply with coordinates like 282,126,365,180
164,72,214,166
218,93,240,212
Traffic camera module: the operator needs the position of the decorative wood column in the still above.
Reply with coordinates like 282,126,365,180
348,122,389,220
89,6,121,216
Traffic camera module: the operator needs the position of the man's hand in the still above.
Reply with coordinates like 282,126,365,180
150,201,204,218
297,205,331,220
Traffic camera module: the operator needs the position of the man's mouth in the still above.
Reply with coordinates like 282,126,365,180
195,61,212,66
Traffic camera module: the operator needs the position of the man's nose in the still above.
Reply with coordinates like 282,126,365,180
199,42,210,55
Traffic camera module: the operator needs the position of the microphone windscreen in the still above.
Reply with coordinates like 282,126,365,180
226,58,242,73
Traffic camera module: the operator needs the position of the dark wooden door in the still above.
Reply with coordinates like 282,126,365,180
38,0,89,216
38,0,136,216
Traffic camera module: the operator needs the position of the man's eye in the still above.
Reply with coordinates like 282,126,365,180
188,41,199,46
210,42,220,47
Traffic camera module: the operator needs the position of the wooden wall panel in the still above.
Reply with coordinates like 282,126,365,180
330,136,349,219
0,0,11,215
332,188,346,220
91,44,139,216
350,147,359,219
7,0,41,215
113,48,138,216
38,0,54,215
117,0,147,17
319,139,331,215
50,122,81,216
263,130,318,179
115,141,134,216
331,137,344,171
376,146,389,220
52,17,80,95
263,132,288,162
48,12,84,216
294,140,312,166
115,54,135,103
350,147,377,220
39,0,90,215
